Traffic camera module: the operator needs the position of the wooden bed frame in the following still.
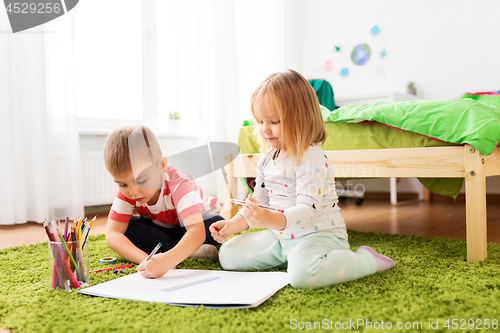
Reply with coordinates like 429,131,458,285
222,144,500,261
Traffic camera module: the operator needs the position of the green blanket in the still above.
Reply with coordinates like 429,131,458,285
459,93,500,111
326,99,500,156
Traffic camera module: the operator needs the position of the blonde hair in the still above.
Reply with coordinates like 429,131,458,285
250,69,326,166
103,126,162,176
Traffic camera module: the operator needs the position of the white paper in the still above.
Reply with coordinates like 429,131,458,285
79,269,289,309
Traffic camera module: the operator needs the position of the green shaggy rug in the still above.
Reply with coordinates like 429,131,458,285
1,231,500,333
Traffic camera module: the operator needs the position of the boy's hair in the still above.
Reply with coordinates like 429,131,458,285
250,69,326,166
103,126,162,177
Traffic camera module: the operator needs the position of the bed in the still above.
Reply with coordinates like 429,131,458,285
221,98,500,261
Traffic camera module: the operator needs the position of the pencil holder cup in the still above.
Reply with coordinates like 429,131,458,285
48,239,89,291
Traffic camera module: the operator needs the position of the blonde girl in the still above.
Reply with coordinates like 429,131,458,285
210,69,395,289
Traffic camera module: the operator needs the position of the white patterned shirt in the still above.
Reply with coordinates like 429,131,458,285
250,145,347,240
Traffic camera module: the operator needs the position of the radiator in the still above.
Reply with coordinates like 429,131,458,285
81,151,117,207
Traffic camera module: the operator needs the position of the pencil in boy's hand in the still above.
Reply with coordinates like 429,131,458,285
231,199,284,213
145,243,162,261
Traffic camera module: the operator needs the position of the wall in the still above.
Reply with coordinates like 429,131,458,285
290,0,500,194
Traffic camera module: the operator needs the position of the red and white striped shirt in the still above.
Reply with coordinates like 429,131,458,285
108,166,218,228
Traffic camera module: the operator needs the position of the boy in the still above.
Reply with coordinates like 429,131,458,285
103,126,223,278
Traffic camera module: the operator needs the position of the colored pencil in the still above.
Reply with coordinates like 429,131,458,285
146,243,162,261
58,233,79,275
230,199,285,213
64,217,69,241
82,215,96,247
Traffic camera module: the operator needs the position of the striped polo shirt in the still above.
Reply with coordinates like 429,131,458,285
108,166,218,228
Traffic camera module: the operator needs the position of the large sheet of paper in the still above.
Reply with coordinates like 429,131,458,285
79,269,289,309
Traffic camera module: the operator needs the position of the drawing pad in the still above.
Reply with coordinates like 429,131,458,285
79,269,289,309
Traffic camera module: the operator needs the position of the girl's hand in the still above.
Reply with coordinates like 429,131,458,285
136,253,174,279
243,196,269,228
210,220,237,243
244,195,286,230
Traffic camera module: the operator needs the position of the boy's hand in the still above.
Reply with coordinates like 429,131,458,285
137,252,175,279
244,195,286,230
210,220,238,243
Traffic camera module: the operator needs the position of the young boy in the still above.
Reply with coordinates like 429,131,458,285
103,126,223,278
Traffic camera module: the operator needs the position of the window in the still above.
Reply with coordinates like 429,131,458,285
73,0,198,136
73,0,143,122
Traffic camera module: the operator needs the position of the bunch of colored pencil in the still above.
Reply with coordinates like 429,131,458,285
43,216,96,290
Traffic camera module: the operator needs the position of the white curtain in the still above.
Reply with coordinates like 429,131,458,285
155,0,240,144
195,0,241,203
196,0,241,144
154,0,241,202
0,11,83,225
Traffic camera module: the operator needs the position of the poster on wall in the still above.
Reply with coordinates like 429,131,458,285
332,24,387,79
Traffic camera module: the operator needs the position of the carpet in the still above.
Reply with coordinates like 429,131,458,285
1,231,500,333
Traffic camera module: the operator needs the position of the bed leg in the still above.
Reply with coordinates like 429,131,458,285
390,178,398,205
465,145,487,261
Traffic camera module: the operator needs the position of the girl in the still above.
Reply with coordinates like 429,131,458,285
209,69,395,289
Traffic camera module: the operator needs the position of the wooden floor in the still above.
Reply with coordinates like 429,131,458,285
340,197,500,243
1,199,500,333
1,199,500,249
